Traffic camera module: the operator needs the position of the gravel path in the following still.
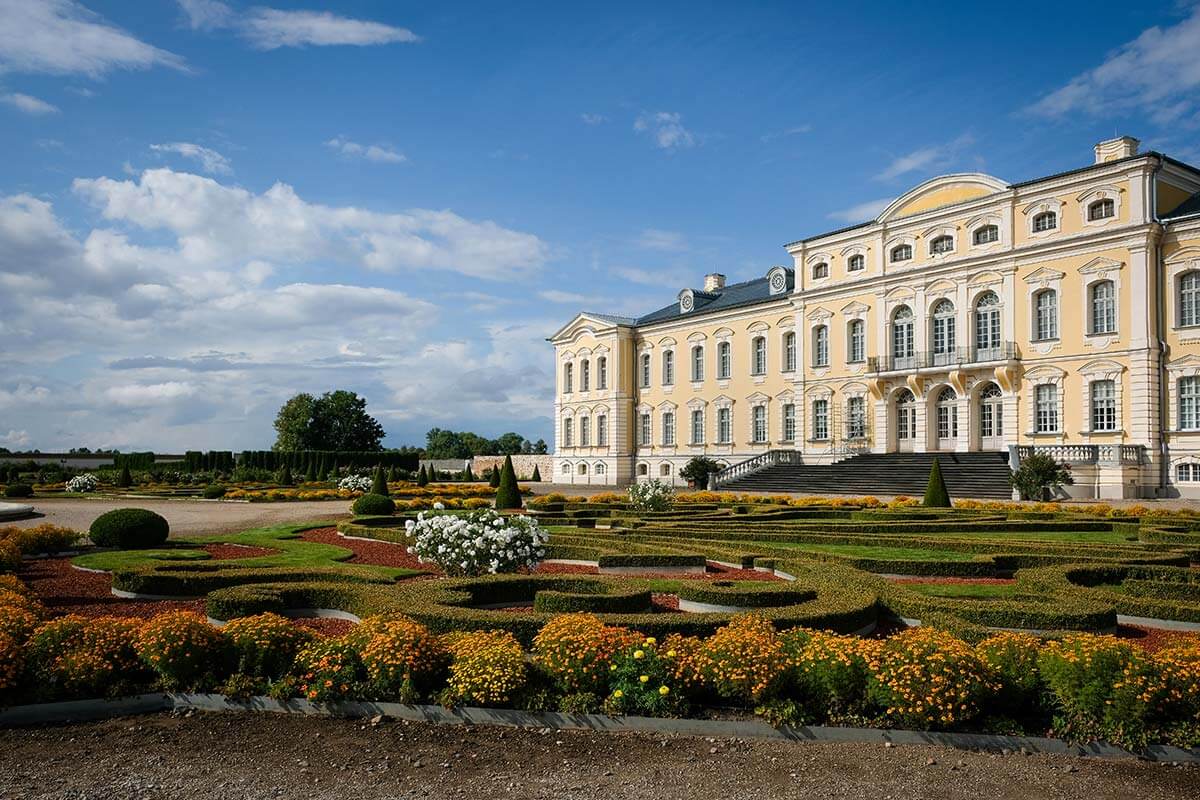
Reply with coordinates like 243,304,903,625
0,712,1195,800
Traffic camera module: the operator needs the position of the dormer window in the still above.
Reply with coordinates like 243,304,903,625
847,254,865,272
1088,199,1115,221
890,244,913,263
973,225,999,245
1033,211,1057,233
929,235,954,255
812,262,829,280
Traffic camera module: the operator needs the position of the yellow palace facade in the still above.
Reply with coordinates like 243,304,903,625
549,137,1200,498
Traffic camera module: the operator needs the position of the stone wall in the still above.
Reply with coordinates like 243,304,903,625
471,454,553,481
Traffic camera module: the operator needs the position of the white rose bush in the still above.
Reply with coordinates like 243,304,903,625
627,478,675,512
65,473,100,493
337,474,373,493
405,508,548,576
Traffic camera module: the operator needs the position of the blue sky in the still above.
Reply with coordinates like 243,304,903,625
1,0,1199,452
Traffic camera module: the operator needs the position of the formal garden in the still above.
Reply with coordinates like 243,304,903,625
1,459,1199,755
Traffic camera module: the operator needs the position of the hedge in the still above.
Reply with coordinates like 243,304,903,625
112,564,390,597
89,508,169,549
532,586,653,614
596,554,707,569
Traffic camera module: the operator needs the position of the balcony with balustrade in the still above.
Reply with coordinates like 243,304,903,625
867,342,1018,376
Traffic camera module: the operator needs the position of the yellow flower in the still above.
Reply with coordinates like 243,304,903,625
645,637,657,645
667,650,677,658
633,650,644,660
659,685,670,696
612,689,623,699
639,675,649,683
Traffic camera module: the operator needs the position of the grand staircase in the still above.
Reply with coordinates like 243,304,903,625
717,451,1013,499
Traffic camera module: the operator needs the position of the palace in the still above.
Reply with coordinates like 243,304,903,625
549,137,1200,498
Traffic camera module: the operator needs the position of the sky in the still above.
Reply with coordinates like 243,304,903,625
1,0,1200,452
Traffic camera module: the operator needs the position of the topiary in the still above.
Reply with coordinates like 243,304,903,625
202,484,227,499
3,484,33,498
276,465,293,486
305,461,318,483
488,467,500,488
116,464,132,488
416,465,429,487
494,454,522,510
88,508,169,549
352,493,395,516
531,464,542,482
922,458,951,507
371,465,389,496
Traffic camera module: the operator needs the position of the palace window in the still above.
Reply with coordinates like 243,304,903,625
930,235,954,255
752,336,767,375
580,416,590,447
812,262,829,280
1181,272,1200,327
847,396,865,439
1034,289,1058,340
562,463,571,475
597,356,607,389
1090,281,1116,334
892,306,915,361
811,399,828,440
975,291,1001,353
640,353,651,388
717,341,731,379
848,254,865,272
752,405,768,443
662,350,675,386
812,325,828,368
783,331,796,372
895,389,915,439
662,411,675,446
973,225,999,245
597,415,608,446
1180,376,1200,430
783,403,796,441
639,413,651,446
691,409,704,444
638,463,649,476
931,299,956,356
979,382,1003,439
1176,463,1200,482
691,345,704,382
563,363,573,393
564,418,574,447
848,319,865,363
1033,211,1058,233
890,244,913,263
595,462,606,475
1035,384,1059,434
1088,199,1115,221
717,407,732,443
936,387,958,439
1090,380,1116,432
580,360,590,392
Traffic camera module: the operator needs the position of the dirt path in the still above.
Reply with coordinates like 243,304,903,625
4,497,351,537
0,712,1195,800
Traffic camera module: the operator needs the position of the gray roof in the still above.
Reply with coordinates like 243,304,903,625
580,312,637,326
1164,191,1200,220
634,271,794,327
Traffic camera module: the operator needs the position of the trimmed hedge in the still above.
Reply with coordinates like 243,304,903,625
3,484,33,498
351,493,395,516
89,508,169,549
113,564,390,597
596,554,707,569
674,582,816,608
533,585,652,614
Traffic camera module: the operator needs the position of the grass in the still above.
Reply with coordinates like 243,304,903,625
71,521,422,581
765,542,980,562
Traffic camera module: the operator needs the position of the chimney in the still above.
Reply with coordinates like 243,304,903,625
703,273,726,292
1094,136,1139,164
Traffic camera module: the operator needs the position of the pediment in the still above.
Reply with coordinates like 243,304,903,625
1078,256,1123,275
878,174,1008,222
841,300,870,315
1023,266,1065,284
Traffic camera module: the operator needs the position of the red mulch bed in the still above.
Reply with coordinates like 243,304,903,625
19,557,204,619
1117,624,1200,653
301,527,431,573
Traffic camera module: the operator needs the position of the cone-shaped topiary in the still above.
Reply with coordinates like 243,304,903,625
277,465,293,486
306,461,317,483
922,458,952,507
371,464,389,496
531,464,542,482
117,464,132,488
488,467,500,488
388,465,399,483
416,465,429,487
464,464,475,482
494,454,522,510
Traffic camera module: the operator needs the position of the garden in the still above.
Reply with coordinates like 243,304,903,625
2,472,1200,754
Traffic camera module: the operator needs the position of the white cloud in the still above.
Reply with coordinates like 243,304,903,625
177,2,420,49
72,168,548,280
580,113,607,125
760,124,812,142
826,197,893,224
636,228,686,252
0,429,31,448
875,134,974,182
1028,6,1200,120
325,135,406,164
105,381,197,407
1,92,59,115
634,111,696,150
150,142,232,175
0,0,186,76
177,0,234,30
537,289,588,304
613,266,693,288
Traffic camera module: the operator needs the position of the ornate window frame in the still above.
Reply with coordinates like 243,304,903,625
885,234,916,266
842,244,868,274
766,265,790,296
923,222,958,260
747,392,770,445
686,397,707,446
1078,360,1124,436
1078,256,1123,347
1166,248,1200,339
1166,355,1200,434
1024,267,1064,352
1023,365,1066,440
966,213,1003,251
1077,184,1123,229
1023,197,1065,239
712,395,735,446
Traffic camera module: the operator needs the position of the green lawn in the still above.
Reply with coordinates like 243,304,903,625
71,521,422,581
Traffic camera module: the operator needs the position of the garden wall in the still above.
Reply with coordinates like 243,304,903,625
472,455,553,480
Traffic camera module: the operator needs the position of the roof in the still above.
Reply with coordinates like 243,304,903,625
1163,191,1200,220
634,271,793,327
579,312,637,326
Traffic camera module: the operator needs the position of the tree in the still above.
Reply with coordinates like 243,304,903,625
371,465,389,496
922,459,951,507
273,390,385,451
494,432,526,456
416,465,429,487
531,464,542,482
305,461,317,483
460,431,497,456
494,455,522,510
388,465,399,483
488,467,501,488
425,428,472,460
463,464,475,482
532,439,549,455
1012,452,1073,501
117,464,132,488
277,464,294,487
680,456,722,489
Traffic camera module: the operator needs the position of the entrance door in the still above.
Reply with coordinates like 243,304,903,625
895,389,916,452
935,387,958,451
979,383,1004,450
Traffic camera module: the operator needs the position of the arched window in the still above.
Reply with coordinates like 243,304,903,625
848,254,865,272
578,463,588,475
752,405,767,443
930,235,954,255
691,345,704,382
811,399,828,440
691,409,705,444
975,291,1001,354
1090,380,1116,432
597,356,608,390
812,325,828,368
1180,376,1200,430
659,463,671,477
891,305,914,363
812,262,829,280
895,389,916,440
1180,272,1200,327
847,319,865,363
1035,289,1058,340
561,462,571,475
717,341,731,379
1033,211,1057,233
936,387,958,440
890,244,913,263
751,336,767,375
639,353,651,388
1090,281,1116,334
1088,199,1115,221
931,299,956,357
594,462,606,475
783,331,796,372
563,417,574,447
662,350,675,385
979,382,1003,440
973,225,999,245
637,463,649,476
563,362,573,393
580,415,590,447
1176,463,1200,482
580,359,590,392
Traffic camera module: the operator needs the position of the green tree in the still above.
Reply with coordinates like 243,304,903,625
117,464,132,488
460,431,497,456
531,439,549,454
277,464,294,487
1012,452,1073,501
494,455,522,510
922,459,951,507
425,428,472,459
273,390,385,451
416,465,429,487
463,464,475,481
371,465,389,496
531,464,542,482
494,432,526,455
272,393,318,451
305,461,317,483
680,456,721,489
488,467,501,488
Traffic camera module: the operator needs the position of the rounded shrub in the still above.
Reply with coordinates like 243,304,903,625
89,508,170,549
352,492,395,517
136,611,230,690
202,484,227,499
0,631,23,693
3,484,33,498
